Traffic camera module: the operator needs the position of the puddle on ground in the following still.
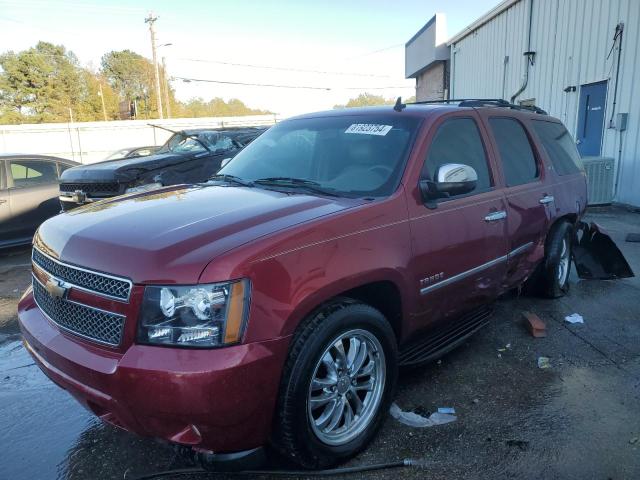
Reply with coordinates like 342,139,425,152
0,337,180,480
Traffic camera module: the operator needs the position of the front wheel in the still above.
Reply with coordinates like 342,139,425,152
272,301,397,468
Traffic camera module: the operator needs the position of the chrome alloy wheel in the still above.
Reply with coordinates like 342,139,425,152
557,238,570,286
307,329,386,446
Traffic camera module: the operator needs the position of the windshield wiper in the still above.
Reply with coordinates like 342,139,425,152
209,174,254,187
253,177,340,197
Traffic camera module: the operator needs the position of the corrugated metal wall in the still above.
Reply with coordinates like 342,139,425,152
450,0,640,207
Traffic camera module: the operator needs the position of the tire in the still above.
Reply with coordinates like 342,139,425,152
272,299,398,469
540,221,573,298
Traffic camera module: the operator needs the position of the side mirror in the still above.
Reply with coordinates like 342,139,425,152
419,163,478,204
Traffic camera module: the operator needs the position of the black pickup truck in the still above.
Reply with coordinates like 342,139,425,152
59,127,266,210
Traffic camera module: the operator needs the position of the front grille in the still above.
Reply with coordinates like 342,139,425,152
33,277,125,346
60,182,120,194
32,249,131,301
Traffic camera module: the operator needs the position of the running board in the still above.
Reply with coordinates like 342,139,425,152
398,305,493,367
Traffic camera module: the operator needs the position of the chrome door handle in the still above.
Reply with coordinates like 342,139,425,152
0,199,6,205
539,195,555,205
484,211,507,222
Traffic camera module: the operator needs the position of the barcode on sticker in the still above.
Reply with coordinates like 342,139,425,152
345,124,393,136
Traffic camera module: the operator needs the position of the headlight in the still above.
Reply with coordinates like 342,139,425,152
125,182,163,194
137,280,250,348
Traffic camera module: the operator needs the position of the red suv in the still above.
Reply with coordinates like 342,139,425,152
19,100,589,469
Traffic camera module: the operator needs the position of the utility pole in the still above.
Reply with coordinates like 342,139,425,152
162,56,172,118
145,12,164,119
98,83,108,121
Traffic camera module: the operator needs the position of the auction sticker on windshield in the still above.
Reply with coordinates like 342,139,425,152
345,124,393,136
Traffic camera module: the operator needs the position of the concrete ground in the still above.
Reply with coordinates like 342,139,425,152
1,206,639,480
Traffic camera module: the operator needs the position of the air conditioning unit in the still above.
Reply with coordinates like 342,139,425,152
582,156,615,205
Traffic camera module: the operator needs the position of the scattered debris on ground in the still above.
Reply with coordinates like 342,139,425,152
390,403,457,428
437,407,455,414
565,313,584,324
523,311,546,337
537,357,552,369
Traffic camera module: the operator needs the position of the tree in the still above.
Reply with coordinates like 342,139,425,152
176,97,271,118
0,41,84,123
333,93,416,109
0,42,272,124
101,50,179,119
74,71,119,121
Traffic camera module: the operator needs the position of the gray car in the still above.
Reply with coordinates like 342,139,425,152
0,154,78,248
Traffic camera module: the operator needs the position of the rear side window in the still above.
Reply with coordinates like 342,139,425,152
9,160,58,188
422,118,492,193
532,121,584,175
489,118,538,186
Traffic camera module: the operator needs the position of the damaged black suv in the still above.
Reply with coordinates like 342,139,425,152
59,126,266,210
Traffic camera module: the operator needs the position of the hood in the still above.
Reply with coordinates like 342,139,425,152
36,185,363,284
60,150,224,183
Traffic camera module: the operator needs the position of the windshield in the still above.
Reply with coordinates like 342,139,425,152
163,132,235,154
105,149,130,160
218,114,420,197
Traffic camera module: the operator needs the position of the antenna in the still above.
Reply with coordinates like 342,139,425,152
393,96,406,112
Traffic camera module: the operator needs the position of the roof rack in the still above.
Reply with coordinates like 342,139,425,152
403,98,548,115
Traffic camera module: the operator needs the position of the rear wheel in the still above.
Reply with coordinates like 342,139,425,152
272,300,397,468
540,221,573,298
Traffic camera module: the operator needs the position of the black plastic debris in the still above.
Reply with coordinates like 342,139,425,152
573,221,634,279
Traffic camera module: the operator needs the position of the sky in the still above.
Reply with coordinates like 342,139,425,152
0,0,498,117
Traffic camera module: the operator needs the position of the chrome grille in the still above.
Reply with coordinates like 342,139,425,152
32,249,131,301
33,277,125,346
60,182,120,194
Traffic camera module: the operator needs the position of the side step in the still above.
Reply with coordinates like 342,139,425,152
398,305,493,367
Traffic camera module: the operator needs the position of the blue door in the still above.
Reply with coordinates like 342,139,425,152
576,81,607,156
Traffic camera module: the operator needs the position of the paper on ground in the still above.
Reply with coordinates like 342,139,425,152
565,313,584,324
390,402,457,427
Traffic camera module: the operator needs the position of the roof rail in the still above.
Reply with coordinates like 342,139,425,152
405,98,548,115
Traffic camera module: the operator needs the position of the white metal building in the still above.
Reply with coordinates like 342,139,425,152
407,0,640,207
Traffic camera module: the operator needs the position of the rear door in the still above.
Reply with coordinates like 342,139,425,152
483,115,553,287
6,158,61,240
407,112,508,328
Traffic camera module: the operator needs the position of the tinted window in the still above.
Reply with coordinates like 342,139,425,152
489,118,538,186
9,160,57,188
221,115,420,197
422,118,492,193
532,121,584,175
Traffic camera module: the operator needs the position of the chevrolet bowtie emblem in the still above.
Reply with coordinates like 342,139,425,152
45,278,69,299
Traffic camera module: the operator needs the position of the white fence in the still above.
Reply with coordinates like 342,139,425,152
0,114,280,165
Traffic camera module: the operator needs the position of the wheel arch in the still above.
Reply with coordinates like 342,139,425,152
283,273,407,344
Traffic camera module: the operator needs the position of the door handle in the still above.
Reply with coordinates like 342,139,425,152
484,211,507,222
539,195,555,205
0,199,6,205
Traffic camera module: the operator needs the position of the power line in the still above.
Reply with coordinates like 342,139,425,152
174,76,331,91
343,43,404,60
173,76,413,91
176,57,395,79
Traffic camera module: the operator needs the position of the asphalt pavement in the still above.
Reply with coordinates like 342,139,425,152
1,206,639,480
